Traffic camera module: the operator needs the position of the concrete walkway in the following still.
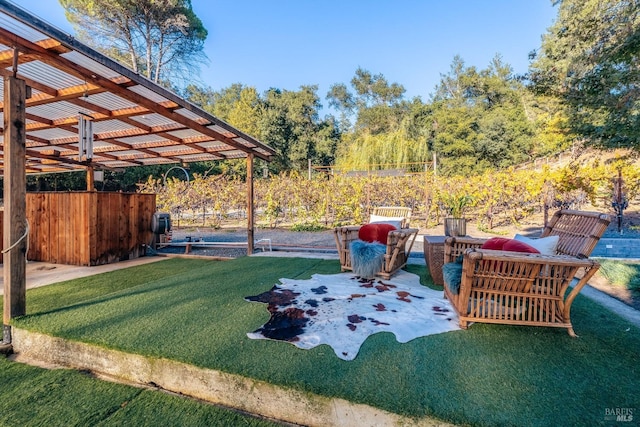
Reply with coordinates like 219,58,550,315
0,256,165,295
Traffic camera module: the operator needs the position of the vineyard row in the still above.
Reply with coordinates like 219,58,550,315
137,159,640,229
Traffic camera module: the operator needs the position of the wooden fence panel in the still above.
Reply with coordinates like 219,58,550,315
1,192,155,266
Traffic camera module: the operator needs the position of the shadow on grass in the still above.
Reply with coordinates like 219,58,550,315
11,256,640,426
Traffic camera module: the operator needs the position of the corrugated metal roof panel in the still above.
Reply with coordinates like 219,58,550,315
28,101,84,121
165,128,202,139
83,92,139,111
116,134,172,145
209,124,237,137
233,137,255,148
220,150,246,159
28,127,77,140
197,141,228,150
178,153,222,162
127,113,174,128
128,84,171,104
19,59,86,89
61,50,124,80
92,119,138,134
0,13,48,42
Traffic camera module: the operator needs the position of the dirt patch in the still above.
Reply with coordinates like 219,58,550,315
588,274,640,311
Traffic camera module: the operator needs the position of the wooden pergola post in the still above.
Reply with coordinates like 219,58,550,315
247,153,254,255
3,75,28,344
86,164,95,191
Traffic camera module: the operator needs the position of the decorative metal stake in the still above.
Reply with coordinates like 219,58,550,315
612,168,628,234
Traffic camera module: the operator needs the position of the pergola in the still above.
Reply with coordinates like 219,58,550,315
0,1,275,340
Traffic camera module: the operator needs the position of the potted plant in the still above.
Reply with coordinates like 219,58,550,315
440,193,473,237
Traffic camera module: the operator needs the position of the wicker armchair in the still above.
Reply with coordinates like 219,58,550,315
334,207,417,279
442,209,611,336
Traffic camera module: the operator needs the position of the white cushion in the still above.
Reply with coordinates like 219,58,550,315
369,220,402,230
513,234,559,255
369,214,404,228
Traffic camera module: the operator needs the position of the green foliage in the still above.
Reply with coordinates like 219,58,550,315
26,171,86,191
327,67,408,135
430,55,536,174
182,83,340,175
330,58,543,178
137,153,633,230
439,193,473,218
521,93,574,156
259,86,341,172
597,260,640,291
335,127,429,171
290,222,328,232
529,0,640,147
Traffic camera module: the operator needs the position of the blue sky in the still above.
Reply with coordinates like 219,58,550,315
13,0,557,111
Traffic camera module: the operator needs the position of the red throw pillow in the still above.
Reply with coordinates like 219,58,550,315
358,223,397,243
480,237,511,250
502,239,540,254
481,237,540,254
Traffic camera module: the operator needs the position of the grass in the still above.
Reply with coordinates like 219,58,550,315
0,356,279,426
9,257,640,426
597,259,640,291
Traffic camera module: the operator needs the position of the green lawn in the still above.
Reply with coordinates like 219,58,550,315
8,257,640,426
0,355,279,426
597,259,640,292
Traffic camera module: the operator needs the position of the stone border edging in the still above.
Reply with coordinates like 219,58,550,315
11,328,453,427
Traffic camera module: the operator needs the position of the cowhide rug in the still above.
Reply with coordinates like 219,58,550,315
245,270,459,361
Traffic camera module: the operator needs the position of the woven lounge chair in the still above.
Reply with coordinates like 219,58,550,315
442,209,611,336
334,207,418,279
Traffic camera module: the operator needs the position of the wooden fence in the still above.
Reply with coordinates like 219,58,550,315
1,192,156,266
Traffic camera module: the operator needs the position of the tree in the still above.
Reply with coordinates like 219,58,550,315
182,83,265,178
529,0,640,148
430,56,535,174
520,91,574,156
60,0,208,87
327,68,408,134
260,86,340,173
184,83,340,175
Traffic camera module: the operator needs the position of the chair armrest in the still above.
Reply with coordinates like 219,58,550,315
387,228,419,248
333,226,362,250
387,228,419,238
464,248,598,267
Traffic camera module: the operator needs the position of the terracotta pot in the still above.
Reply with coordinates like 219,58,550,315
444,217,467,237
